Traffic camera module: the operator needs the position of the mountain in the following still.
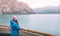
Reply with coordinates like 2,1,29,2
0,0,35,14
34,5,60,14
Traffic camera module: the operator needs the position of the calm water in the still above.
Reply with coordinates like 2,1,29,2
0,14,60,36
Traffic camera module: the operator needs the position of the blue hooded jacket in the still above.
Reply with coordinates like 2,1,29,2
10,20,21,36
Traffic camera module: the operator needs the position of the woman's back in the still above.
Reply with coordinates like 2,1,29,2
10,19,20,36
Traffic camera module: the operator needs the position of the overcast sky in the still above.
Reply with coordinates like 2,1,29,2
17,0,60,9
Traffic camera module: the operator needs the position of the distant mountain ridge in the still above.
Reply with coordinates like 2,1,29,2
0,0,35,14
34,5,60,14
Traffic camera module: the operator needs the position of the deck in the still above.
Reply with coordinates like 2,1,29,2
0,25,55,36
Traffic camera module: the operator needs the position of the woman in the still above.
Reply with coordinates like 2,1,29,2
10,15,21,36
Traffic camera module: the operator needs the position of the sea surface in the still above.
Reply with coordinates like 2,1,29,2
0,14,60,36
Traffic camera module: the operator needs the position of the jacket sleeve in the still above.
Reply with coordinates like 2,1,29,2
14,23,21,31
11,20,21,31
